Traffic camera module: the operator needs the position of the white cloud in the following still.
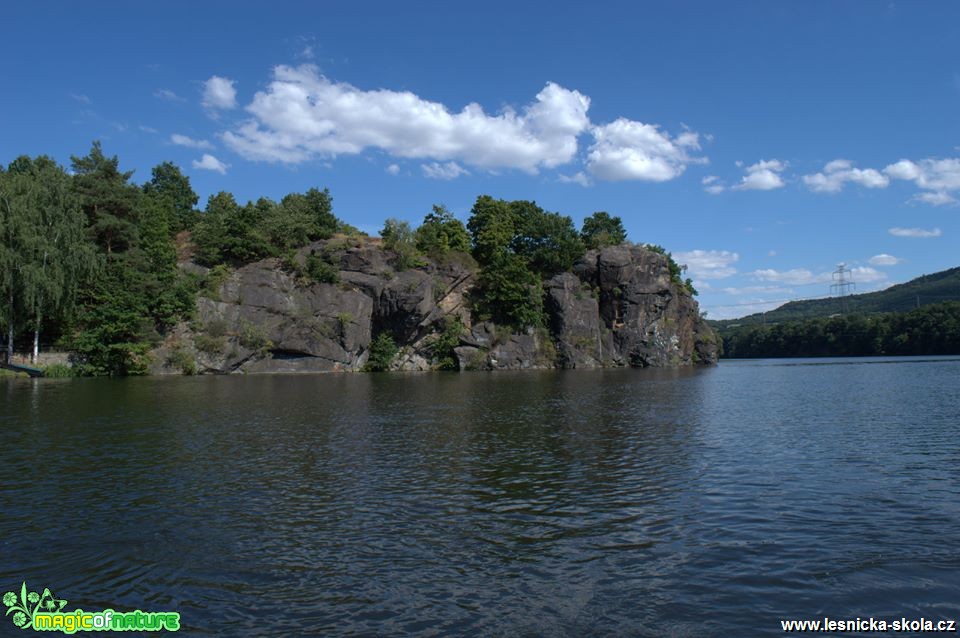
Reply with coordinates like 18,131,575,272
888,226,942,238
803,159,889,193
885,158,960,205
767,250,777,257
69,93,91,104
223,65,591,171
421,161,469,180
847,266,887,283
154,88,185,102
202,76,237,110
139,125,158,134
219,64,705,181
192,154,229,174
911,191,956,206
171,133,213,150
585,118,704,182
884,158,960,190
673,249,739,279
385,163,400,175
558,171,591,187
722,285,795,296
702,175,725,194
751,268,827,285
868,253,903,266
733,159,786,191
751,266,885,285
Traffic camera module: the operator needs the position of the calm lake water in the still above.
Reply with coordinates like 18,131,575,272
2,357,960,636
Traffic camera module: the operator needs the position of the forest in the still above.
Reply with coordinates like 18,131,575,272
1,143,686,376
720,302,960,358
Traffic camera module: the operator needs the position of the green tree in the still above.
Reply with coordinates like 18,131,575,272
268,194,314,250
365,332,399,371
415,205,470,255
193,192,272,265
381,218,422,270
142,161,199,232
71,141,140,254
304,187,337,239
509,201,583,276
580,211,627,249
473,252,544,328
467,195,515,265
1,157,98,362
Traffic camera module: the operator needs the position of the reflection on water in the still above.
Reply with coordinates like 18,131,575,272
2,358,959,636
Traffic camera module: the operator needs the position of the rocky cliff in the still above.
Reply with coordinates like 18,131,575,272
150,238,718,374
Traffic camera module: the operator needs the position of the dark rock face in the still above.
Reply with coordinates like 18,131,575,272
150,240,717,374
568,245,718,367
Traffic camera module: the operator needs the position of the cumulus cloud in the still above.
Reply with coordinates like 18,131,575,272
868,253,903,266
223,65,590,171
673,250,739,280
888,226,942,238
219,64,703,180
585,119,704,181
885,158,960,205
171,133,213,150
558,171,591,187
733,159,786,191
421,161,469,180
910,190,956,206
752,266,886,285
846,267,888,283
202,76,237,110
803,159,889,193
192,154,229,174
751,268,827,285
385,163,400,175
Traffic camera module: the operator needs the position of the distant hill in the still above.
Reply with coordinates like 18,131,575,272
710,265,960,333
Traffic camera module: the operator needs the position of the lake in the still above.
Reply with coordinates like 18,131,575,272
2,357,959,636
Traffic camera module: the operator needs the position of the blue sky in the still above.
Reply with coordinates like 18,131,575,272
3,1,958,318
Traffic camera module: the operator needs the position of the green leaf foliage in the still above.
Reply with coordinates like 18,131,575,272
580,211,627,249
466,196,583,329
414,205,470,255
381,218,424,271
364,332,399,371
720,302,960,358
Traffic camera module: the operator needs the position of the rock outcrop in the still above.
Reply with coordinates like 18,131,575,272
149,240,717,375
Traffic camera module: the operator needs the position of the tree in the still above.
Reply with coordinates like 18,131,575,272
509,201,583,276
192,192,271,265
269,194,315,250
473,252,544,328
580,211,627,249
143,161,199,232
467,195,515,265
0,156,96,362
466,196,584,329
380,218,422,270
304,187,337,239
415,205,470,255
71,141,141,254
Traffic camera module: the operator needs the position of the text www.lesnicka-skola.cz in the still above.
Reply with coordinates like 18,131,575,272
781,618,956,633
